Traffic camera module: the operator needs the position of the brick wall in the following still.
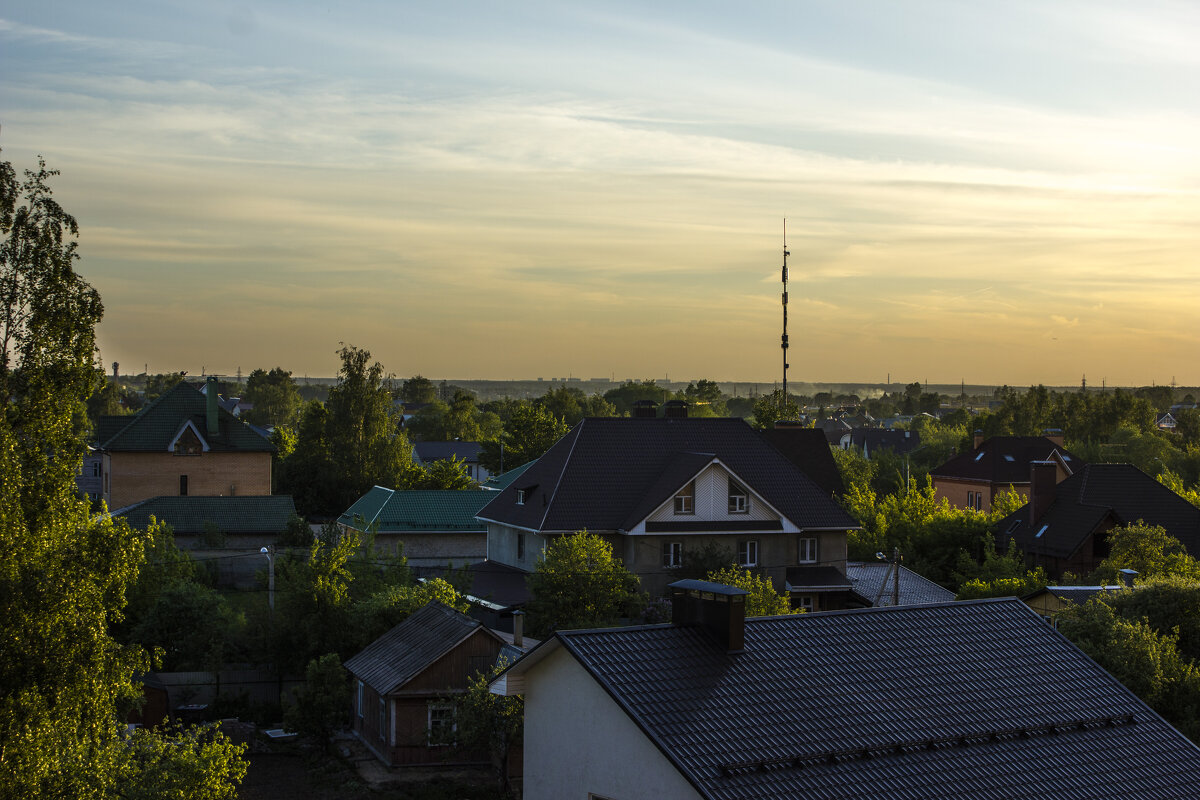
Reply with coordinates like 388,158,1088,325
106,451,272,508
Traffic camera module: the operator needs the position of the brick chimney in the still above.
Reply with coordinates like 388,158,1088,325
663,400,689,418
205,376,219,438
973,429,984,450
633,400,659,418
1042,428,1064,448
669,579,748,653
1029,461,1057,527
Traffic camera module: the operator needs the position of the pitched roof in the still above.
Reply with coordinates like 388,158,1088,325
99,382,274,453
845,427,922,456
757,427,844,497
112,495,296,534
483,461,535,492
344,601,499,695
338,487,490,533
930,435,1080,484
1025,586,1124,605
845,561,956,606
413,441,484,463
784,565,852,591
510,599,1200,800
997,463,1200,560
478,418,858,533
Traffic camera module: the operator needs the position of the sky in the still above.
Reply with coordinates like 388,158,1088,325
3,1,1200,386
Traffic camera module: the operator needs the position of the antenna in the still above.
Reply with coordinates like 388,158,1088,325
781,219,790,411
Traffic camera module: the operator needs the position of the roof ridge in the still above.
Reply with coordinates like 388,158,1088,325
539,420,583,531
101,381,196,447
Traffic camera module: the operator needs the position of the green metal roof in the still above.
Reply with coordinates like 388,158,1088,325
114,495,297,534
100,382,274,453
482,460,535,492
338,488,490,533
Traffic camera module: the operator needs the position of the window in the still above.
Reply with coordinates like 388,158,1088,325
728,480,748,514
91,461,101,477
378,698,387,741
798,537,818,564
674,482,694,515
967,491,975,509
428,702,455,745
662,541,682,568
797,595,815,613
515,489,526,505
357,681,364,718
737,539,758,568
179,475,188,496
517,533,525,560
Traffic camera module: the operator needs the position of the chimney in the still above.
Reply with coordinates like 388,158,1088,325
206,376,219,437
1042,428,1065,448
664,400,689,418
1029,461,1057,527
973,429,984,450
633,400,659,418
669,579,748,653
1119,568,1138,589
774,419,805,429
512,610,524,648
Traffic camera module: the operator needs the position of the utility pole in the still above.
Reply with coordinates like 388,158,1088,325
781,219,790,414
873,547,902,607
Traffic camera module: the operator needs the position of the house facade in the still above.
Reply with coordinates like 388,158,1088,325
476,417,859,605
338,486,491,567
930,432,1081,513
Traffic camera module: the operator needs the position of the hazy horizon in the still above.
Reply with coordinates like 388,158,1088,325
4,2,1199,385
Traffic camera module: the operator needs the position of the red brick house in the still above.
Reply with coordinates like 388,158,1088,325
930,432,1082,513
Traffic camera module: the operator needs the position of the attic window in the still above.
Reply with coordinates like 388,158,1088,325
728,480,748,514
1036,524,1049,538
674,482,695,515
515,489,526,505
974,451,986,462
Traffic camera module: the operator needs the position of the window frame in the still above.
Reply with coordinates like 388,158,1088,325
427,701,456,746
662,541,683,568
798,536,818,564
737,539,759,568
674,481,695,515
728,480,749,514
798,595,815,613
517,533,526,560
515,489,526,505
378,698,387,742
357,681,364,718
179,474,188,496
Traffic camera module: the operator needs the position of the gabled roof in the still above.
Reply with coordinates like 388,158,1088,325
757,427,844,497
477,418,857,534
344,601,501,695
99,383,274,453
997,463,1200,560
482,461,535,492
845,561,956,606
338,487,490,533
413,441,484,464
930,435,1080,484
502,599,1200,800
845,427,922,456
111,495,296,534
1024,586,1124,605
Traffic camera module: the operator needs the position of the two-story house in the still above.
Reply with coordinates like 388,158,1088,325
930,431,1082,513
476,417,859,605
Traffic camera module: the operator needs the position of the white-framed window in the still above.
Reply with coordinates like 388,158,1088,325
428,702,455,746
357,681,364,718
737,539,759,568
728,480,748,514
662,541,683,568
797,595,814,613
967,491,974,509
378,698,387,741
674,482,694,515
517,533,526,560
515,489,526,505
798,537,818,564
92,461,101,477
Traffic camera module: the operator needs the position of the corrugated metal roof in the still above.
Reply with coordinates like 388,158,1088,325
338,489,491,533
846,562,956,606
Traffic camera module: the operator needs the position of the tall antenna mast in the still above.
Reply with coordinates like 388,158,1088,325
781,219,790,410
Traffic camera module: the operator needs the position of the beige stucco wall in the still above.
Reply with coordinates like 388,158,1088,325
105,451,272,508
933,478,1030,514
523,646,704,800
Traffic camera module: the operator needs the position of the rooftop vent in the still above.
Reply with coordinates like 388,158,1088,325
663,400,689,418
669,579,748,653
632,400,659,418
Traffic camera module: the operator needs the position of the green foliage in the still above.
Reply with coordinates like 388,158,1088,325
525,532,643,637
143,372,187,402
1107,576,1200,663
201,520,227,549
751,390,801,428
87,372,136,427
677,540,735,580
399,374,438,404
412,456,478,490
115,723,248,800
130,581,241,672
479,403,570,474
1089,522,1200,583
682,379,728,417
351,578,470,645
242,367,302,428
953,537,1048,599
279,514,315,548
602,380,670,415
536,386,616,425
454,658,524,793
704,566,795,616
283,654,350,751
407,390,498,442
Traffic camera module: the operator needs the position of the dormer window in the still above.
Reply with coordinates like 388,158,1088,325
728,480,748,514
173,427,203,455
516,489,526,505
674,482,694,515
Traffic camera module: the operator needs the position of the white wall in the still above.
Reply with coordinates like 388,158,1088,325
644,464,779,524
523,647,704,800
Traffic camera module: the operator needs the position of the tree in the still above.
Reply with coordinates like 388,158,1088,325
130,581,241,672
115,724,247,800
602,380,670,415
751,389,801,427
1091,522,1200,583
525,532,643,637
143,371,187,402
0,151,246,796
398,374,437,404
412,456,478,490
283,654,350,752
242,367,301,428
704,566,795,616
479,403,570,474
454,659,524,793
682,379,728,417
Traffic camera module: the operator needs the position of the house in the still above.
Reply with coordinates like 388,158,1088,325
338,486,491,568
844,561,956,607
1158,412,1178,431
481,462,535,492
492,581,1200,800
930,432,1082,513
344,601,530,769
758,425,844,497
837,428,921,459
476,417,860,603
1022,572,1137,622
76,446,104,506
97,377,274,509
996,463,1200,578
413,441,491,484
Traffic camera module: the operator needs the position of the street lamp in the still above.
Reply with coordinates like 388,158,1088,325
260,546,274,612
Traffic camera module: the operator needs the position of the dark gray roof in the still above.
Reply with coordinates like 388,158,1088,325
845,562,956,607
997,463,1200,560
112,495,296,534
784,565,851,591
846,427,922,456
478,418,857,533
413,441,484,463
483,461,535,492
1026,586,1123,605
344,602,498,695
931,435,1081,484
757,427,844,497
542,599,1200,800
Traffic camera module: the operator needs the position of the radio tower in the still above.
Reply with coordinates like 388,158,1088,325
781,220,790,410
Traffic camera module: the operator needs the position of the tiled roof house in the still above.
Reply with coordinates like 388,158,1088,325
930,433,1082,513
493,585,1200,800
338,486,491,567
477,417,859,603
